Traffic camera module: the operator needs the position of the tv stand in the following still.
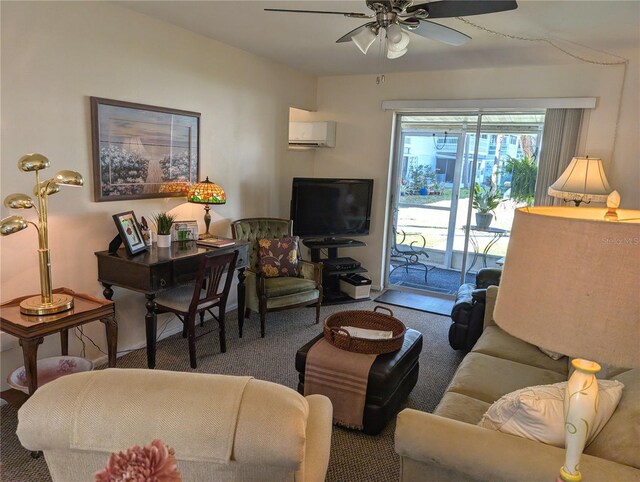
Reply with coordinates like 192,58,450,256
303,238,368,305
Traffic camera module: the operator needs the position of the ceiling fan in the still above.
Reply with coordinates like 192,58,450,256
265,1,518,59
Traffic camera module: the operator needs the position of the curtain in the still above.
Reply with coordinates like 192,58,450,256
534,108,584,206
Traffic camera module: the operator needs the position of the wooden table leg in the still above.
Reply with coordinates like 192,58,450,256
101,315,118,368
19,337,44,396
145,294,157,369
102,283,114,301
237,268,246,338
60,329,69,356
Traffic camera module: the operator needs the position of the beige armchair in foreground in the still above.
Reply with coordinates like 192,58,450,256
17,369,333,482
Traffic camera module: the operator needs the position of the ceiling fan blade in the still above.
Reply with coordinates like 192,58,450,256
264,8,371,19
407,1,517,19
405,20,471,46
336,22,378,43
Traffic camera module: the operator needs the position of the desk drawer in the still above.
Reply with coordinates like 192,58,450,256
149,264,174,291
172,257,201,285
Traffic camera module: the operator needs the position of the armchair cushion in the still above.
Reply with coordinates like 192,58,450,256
265,277,317,297
258,236,300,278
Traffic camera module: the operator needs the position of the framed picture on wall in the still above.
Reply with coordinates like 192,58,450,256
91,97,200,202
112,211,148,256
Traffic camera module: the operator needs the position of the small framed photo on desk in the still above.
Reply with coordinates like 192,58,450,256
112,211,148,256
171,220,199,242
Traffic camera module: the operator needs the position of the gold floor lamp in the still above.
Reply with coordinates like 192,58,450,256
0,153,83,315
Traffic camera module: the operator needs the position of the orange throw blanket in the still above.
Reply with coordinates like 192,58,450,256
304,338,376,429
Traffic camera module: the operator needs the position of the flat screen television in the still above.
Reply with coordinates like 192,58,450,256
290,178,374,239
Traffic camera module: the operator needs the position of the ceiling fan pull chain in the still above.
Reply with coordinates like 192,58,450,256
376,31,386,85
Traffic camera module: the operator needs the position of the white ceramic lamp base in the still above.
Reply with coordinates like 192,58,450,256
560,358,601,482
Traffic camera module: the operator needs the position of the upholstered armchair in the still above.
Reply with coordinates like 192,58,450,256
231,218,323,337
17,369,333,482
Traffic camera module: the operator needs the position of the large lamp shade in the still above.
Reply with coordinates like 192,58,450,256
494,206,639,368
494,206,639,481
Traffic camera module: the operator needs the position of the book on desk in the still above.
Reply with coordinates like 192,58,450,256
196,238,235,248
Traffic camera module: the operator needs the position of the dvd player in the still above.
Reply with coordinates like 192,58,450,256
323,257,361,271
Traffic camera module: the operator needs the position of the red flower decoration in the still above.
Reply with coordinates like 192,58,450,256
95,439,181,482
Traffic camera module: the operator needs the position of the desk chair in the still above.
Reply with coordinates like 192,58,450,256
231,218,322,338
155,250,238,368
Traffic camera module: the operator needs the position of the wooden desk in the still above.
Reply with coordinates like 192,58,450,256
95,240,249,368
0,288,116,395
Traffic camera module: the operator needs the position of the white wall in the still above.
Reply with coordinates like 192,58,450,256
0,1,316,388
312,56,639,289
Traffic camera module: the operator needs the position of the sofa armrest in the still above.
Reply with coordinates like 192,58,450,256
475,268,502,289
395,409,640,482
484,285,499,328
301,394,333,482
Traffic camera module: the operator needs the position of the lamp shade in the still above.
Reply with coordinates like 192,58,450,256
187,177,226,205
386,47,408,59
548,157,611,204
351,26,377,54
494,207,640,368
387,30,410,52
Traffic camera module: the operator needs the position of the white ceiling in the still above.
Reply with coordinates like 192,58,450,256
120,1,639,76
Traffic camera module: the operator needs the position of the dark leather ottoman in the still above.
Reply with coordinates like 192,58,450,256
295,328,423,435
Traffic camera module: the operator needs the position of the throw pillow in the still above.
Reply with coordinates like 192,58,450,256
258,236,300,277
478,379,624,448
538,346,565,360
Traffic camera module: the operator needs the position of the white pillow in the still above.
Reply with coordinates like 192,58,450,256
478,379,624,447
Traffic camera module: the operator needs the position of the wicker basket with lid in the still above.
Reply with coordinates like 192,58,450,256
323,306,406,354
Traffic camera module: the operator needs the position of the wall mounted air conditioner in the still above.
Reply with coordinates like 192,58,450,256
289,121,336,148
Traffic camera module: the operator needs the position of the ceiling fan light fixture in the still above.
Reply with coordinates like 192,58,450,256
386,46,408,59
351,26,377,54
386,23,403,43
387,30,410,52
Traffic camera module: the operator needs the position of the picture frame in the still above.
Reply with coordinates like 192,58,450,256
171,220,199,242
91,97,200,202
112,211,148,256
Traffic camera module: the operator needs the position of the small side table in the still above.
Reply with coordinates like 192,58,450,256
0,288,117,395
463,226,509,273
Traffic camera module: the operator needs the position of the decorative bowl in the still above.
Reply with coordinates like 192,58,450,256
7,356,94,393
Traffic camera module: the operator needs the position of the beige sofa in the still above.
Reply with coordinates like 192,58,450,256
17,369,332,482
395,286,640,481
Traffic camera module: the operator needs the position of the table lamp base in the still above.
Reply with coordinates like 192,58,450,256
20,293,73,315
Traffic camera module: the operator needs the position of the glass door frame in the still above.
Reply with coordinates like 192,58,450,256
385,111,482,297
385,110,545,295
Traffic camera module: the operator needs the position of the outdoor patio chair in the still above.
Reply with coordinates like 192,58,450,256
390,228,435,283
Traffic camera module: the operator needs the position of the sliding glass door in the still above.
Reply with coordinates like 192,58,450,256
387,112,546,296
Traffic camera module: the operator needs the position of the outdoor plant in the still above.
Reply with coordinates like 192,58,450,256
472,183,502,215
152,212,176,235
503,155,538,205
407,164,436,195
429,179,444,195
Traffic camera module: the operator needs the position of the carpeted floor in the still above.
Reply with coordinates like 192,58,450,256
0,296,463,482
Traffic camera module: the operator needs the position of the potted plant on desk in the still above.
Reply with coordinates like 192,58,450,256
153,212,175,248
472,183,501,228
